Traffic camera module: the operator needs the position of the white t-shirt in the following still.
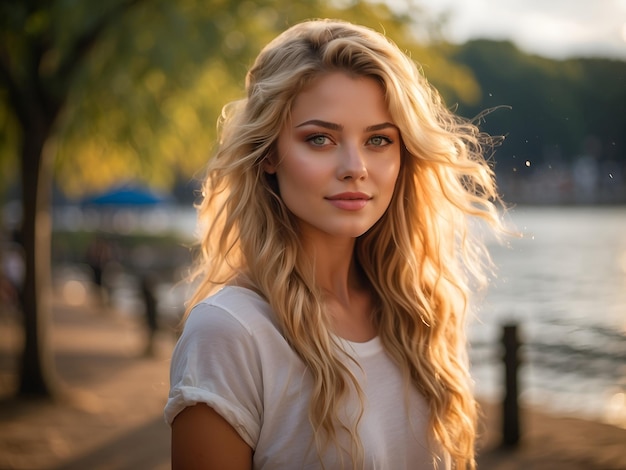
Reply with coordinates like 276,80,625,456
165,286,440,469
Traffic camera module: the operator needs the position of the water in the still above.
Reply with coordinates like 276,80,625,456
469,206,626,427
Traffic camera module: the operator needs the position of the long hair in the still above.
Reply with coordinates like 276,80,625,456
187,19,505,469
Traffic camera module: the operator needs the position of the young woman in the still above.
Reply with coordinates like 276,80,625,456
165,19,505,470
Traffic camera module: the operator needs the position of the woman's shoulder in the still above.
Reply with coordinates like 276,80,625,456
178,286,289,365
187,285,277,335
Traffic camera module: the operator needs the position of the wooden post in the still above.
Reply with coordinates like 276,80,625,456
502,323,521,447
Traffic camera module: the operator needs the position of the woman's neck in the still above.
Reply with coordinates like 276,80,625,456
305,241,377,342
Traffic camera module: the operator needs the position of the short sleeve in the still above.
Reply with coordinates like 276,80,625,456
164,302,263,448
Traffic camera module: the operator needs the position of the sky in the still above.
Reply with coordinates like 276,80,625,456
409,0,626,60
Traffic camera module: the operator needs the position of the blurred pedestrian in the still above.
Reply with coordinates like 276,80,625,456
85,234,112,306
140,273,159,357
0,238,24,314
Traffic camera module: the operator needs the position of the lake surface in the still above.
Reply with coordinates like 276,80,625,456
469,206,626,427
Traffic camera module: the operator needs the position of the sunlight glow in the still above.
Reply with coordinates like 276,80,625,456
606,392,626,429
62,280,87,306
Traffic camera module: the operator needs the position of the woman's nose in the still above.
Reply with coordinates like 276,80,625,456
337,144,367,181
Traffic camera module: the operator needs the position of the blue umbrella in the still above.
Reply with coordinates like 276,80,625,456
81,185,172,207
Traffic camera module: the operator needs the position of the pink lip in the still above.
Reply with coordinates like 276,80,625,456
325,192,371,211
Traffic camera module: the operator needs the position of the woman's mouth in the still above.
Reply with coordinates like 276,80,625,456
325,192,371,211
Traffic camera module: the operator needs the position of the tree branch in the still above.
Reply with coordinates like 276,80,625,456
56,0,147,81
0,50,29,127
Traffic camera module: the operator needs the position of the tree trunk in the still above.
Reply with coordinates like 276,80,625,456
6,0,143,400
17,123,60,398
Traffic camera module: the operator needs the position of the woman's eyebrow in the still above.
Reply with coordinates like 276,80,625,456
295,120,398,132
295,119,343,131
365,122,398,132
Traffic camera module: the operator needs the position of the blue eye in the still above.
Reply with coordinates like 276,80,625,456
307,134,330,146
369,135,392,146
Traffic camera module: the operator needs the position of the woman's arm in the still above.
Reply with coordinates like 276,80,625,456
171,403,253,470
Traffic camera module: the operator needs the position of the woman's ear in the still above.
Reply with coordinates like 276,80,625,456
263,156,277,174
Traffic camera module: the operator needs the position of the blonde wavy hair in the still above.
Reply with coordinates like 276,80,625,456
187,19,505,470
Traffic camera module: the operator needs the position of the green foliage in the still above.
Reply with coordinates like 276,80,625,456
451,40,626,173
0,102,18,184
0,0,478,200
573,58,626,161
52,228,190,273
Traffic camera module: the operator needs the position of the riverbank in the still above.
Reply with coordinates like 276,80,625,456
0,294,625,469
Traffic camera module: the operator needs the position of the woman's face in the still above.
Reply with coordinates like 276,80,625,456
269,72,401,242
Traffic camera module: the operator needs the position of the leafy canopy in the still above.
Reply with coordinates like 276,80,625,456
0,0,478,199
